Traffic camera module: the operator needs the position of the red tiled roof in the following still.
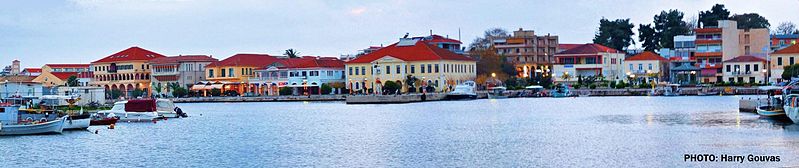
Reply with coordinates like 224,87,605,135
46,64,89,68
22,68,41,73
77,71,93,78
773,44,799,54
558,44,582,51
347,41,474,63
92,46,166,63
276,57,344,69
625,51,667,61
556,43,622,55
206,54,280,68
0,75,36,83
51,72,79,80
149,55,219,64
724,55,766,63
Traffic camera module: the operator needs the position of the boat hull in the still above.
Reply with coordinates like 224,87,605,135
0,117,66,135
785,106,799,123
63,118,90,130
756,106,786,117
445,94,477,100
158,112,179,118
90,118,119,126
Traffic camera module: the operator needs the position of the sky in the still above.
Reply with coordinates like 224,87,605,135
1,0,798,69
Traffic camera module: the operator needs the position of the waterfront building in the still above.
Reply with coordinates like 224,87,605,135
1,60,20,76
345,36,476,93
669,57,701,85
693,20,769,83
623,51,669,84
204,54,281,95
149,55,218,97
55,86,106,105
0,75,42,98
90,46,166,98
721,55,767,84
558,44,582,53
20,68,41,77
32,64,90,87
659,35,696,59
250,56,345,96
771,34,799,51
768,44,799,82
492,28,558,78
552,43,625,83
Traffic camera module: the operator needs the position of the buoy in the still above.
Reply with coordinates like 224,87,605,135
164,117,168,121
95,130,99,134
152,119,157,124
108,124,115,129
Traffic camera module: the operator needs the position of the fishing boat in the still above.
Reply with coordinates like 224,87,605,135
661,84,681,96
756,86,786,117
696,84,719,96
551,83,571,98
445,81,477,100
488,86,508,99
63,114,91,130
0,105,67,135
523,85,545,97
96,99,160,122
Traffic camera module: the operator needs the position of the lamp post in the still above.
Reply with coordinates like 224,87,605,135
762,69,768,85
3,80,7,99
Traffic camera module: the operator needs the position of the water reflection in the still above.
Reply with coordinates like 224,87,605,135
596,110,799,130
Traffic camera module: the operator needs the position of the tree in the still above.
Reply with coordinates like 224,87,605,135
131,88,144,98
210,88,222,96
730,13,770,29
774,22,798,35
284,49,300,58
653,9,691,49
172,87,188,98
153,83,163,94
279,87,292,95
382,81,401,94
638,24,658,51
593,18,635,51
404,75,418,93
320,83,333,94
109,89,123,99
783,64,799,80
65,75,78,87
468,28,509,53
698,4,730,28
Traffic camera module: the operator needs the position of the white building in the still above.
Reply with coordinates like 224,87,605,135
552,43,626,82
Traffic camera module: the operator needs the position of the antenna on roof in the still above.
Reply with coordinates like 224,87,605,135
458,27,461,42
403,33,409,38
429,29,433,36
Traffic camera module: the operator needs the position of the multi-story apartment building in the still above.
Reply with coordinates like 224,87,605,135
771,34,799,51
346,36,476,93
32,64,90,87
769,44,799,82
623,51,669,83
552,43,625,83
204,54,281,95
694,20,769,83
149,55,218,97
250,56,345,96
659,35,696,59
492,28,558,78
722,55,767,84
90,46,165,98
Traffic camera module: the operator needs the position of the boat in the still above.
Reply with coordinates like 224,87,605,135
0,105,67,135
756,86,786,117
783,94,799,123
523,85,546,97
90,113,119,126
155,99,184,118
96,99,160,122
63,114,91,130
661,84,681,96
488,86,508,99
696,84,719,96
551,83,571,98
446,81,477,100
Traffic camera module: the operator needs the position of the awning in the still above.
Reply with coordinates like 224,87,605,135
190,85,206,90
210,84,224,89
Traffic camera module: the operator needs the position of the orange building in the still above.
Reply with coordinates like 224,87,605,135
204,54,281,95
90,47,165,98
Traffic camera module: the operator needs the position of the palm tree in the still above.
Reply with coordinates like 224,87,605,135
284,49,300,58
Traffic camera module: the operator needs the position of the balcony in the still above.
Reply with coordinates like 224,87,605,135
695,52,722,57
695,39,722,44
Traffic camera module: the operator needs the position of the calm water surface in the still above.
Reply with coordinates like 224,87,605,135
2,96,799,167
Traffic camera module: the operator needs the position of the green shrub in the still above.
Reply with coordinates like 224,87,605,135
382,81,401,94
210,88,222,96
172,87,188,98
279,87,293,95
589,84,597,89
573,84,581,89
321,83,333,94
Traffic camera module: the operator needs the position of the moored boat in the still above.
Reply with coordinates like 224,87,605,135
523,85,546,97
661,84,681,96
63,114,91,130
446,81,477,100
756,86,785,117
0,105,67,135
97,99,160,122
551,83,571,98
696,84,719,96
488,86,508,99
783,94,799,123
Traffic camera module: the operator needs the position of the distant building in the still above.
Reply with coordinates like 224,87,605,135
55,86,106,106
20,68,41,77
90,46,166,98
623,51,669,83
660,35,696,59
32,64,90,87
771,34,799,51
669,57,700,85
0,60,20,76
558,44,582,53
250,56,345,96
693,20,769,83
149,55,218,97
552,43,625,82
492,28,558,78
345,36,476,93
722,55,767,84
204,54,281,95
769,44,799,82
0,75,42,98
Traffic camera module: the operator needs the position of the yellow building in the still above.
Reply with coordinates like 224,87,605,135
623,51,668,83
769,44,799,82
90,47,165,98
33,64,89,87
203,54,281,95
346,36,476,93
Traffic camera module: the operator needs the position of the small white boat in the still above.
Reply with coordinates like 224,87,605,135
661,84,681,96
155,99,181,118
756,86,785,117
523,85,545,97
696,84,719,96
63,116,91,130
488,86,508,99
97,100,160,122
0,105,67,135
446,81,477,100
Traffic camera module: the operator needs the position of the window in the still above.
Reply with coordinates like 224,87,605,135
792,57,796,65
302,71,307,77
427,64,432,73
585,57,596,64
648,63,652,70
361,66,365,75
745,64,750,72
354,67,359,75
435,64,439,73
754,64,759,72
396,65,400,74
778,57,783,66
209,69,214,78
638,64,643,71
420,65,425,74
629,64,633,71
229,68,234,77
349,67,353,75
726,65,731,72
221,69,226,77
386,66,391,74
745,46,750,55
411,65,416,73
